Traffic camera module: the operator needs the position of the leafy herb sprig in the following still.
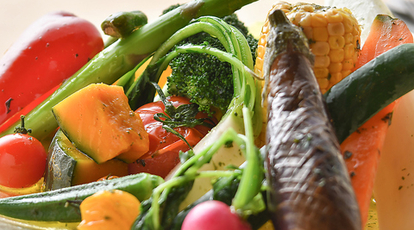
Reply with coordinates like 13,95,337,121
150,82,215,149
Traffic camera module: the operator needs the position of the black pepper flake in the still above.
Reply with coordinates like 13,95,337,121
5,97,12,114
381,112,393,126
350,172,356,178
399,185,403,190
136,159,146,167
75,53,79,58
343,150,353,160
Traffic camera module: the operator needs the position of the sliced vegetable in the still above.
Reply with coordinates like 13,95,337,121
0,173,163,222
52,83,149,164
129,96,213,178
0,0,258,142
101,11,148,39
339,14,413,226
0,116,47,188
263,9,360,229
78,190,141,230
45,129,128,191
325,43,414,143
0,11,104,125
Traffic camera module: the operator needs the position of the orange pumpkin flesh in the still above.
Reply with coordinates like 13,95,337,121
52,83,149,164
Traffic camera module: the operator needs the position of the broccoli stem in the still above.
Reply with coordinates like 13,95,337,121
0,0,258,141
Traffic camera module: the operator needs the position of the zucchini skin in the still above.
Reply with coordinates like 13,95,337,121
263,10,361,230
0,173,163,222
325,43,414,143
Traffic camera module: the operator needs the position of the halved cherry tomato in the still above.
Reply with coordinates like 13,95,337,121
128,96,214,178
0,131,47,188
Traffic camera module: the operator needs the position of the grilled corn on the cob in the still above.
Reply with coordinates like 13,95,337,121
255,1,361,93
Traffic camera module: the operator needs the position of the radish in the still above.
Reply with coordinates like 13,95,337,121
181,200,251,230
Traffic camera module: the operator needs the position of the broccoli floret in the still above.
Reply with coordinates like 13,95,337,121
163,6,258,115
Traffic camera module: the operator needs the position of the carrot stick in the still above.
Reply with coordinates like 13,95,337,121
340,14,413,227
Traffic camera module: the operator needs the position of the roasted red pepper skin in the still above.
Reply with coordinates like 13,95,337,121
0,11,104,124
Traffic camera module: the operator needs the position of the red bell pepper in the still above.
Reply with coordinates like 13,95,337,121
0,11,104,125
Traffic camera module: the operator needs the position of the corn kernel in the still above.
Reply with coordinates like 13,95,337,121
313,27,329,41
326,9,343,23
329,35,345,49
328,22,345,36
299,4,315,12
314,67,329,79
329,62,342,73
274,2,292,11
344,33,353,44
353,51,359,63
302,26,313,40
298,12,312,27
317,78,329,90
342,59,354,70
311,13,328,27
310,41,330,55
342,69,352,77
342,13,354,33
329,49,345,63
344,43,354,59
330,72,342,85
314,55,330,68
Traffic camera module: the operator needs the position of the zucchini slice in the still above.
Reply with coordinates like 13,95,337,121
45,129,128,191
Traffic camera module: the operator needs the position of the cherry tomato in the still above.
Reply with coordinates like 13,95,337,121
0,132,47,188
128,96,214,178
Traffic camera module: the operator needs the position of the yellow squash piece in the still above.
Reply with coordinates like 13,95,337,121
77,190,141,230
255,1,361,93
52,83,149,164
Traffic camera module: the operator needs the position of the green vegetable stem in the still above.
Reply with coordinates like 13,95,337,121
0,173,163,222
0,0,258,141
101,10,148,39
131,106,264,230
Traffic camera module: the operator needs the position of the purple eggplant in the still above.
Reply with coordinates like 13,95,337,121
263,9,361,230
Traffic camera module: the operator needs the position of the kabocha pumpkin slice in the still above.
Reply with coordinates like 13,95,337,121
78,190,141,230
52,83,149,164
45,129,128,191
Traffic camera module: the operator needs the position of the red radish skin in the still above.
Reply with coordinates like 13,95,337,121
181,200,251,230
